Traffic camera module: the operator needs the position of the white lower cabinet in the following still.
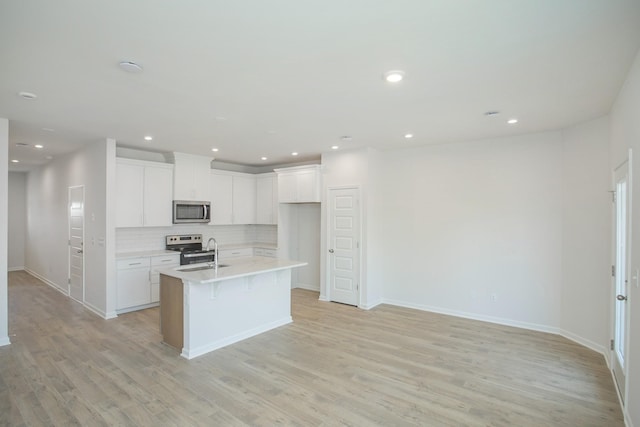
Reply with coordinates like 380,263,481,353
116,257,151,311
117,253,179,312
254,248,278,258
150,254,180,303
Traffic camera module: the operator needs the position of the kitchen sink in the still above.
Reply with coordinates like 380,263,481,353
180,264,229,272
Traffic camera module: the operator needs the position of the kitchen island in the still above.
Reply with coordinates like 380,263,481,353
158,256,307,359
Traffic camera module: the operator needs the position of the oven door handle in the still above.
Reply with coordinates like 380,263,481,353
183,251,215,258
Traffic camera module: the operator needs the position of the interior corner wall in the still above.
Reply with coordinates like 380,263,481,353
8,172,27,271
376,132,565,331
610,48,640,427
0,118,9,346
26,140,110,318
560,116,611,353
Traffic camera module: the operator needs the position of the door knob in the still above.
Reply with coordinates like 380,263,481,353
617,294,627,301
77,249,83,254
328,249,334,253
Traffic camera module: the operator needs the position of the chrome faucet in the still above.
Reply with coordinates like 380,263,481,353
206,237,218,268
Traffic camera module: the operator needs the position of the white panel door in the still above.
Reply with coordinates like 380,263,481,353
612,159,630,400
68,186,84,302
143,166,173,226
328,187,360,306
210,173,233,224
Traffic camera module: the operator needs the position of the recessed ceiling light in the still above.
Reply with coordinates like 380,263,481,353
42,127,55,132
144,135,153,141
45,155,53,160
383,70,405,83
261,156,268,161
211,148,219,152
404,133,414,139
118,61,143,73
291,152,299,156
340,136,352,142
215,116,227,121
331,146,339,150
484,111,500,116
11,159,19,163
507,118,518,124
15,142,28,147
18,91,37,100
34,144,44,149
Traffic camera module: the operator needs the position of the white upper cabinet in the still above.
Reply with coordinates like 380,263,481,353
210,170,256,225
233,175,257,224
173,152,212,201
116,158,173,228
210,172,233,224
256,173,278,224
116,161,144,227
143,166,173,226
274,165,321,203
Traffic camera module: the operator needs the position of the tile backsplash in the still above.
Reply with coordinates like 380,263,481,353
116,224,277,253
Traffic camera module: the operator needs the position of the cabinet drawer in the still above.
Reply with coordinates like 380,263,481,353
151,254,180,267
117,257,150,270
219,247,253,259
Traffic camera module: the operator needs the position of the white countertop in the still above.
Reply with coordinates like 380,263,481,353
158,256,307,284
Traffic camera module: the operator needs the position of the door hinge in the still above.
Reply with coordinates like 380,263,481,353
610,190,616,203
612,265,616,277
611,339,615,350
68,278,71,285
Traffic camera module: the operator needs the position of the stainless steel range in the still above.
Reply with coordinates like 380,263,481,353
166,234,215,265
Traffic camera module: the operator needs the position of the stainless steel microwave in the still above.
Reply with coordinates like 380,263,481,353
173,200,211,224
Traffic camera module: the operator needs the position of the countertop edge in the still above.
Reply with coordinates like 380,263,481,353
158,257,307,284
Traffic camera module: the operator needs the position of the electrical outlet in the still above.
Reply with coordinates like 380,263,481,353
490,293,498,302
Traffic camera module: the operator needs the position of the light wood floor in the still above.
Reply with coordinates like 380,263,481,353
1,271,623,426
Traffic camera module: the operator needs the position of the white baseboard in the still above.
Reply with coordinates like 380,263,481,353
360,298,383,310
83,301,117,320
293,283,320,292
24,270,115,320
558,329,606,357
24,269,68,296
0,336,10,347
182,316,292,359
382,298,560,335
318,294,329,302
8,266,24,272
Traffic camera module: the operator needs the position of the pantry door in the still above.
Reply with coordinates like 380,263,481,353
328,187,360,306
68,186,85,302
612,159,630,401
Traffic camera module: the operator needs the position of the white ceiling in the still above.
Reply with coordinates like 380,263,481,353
2,0,640,171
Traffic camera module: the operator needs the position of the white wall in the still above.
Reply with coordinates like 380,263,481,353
0,118,9,346
560,117,611,353
8,172,26,271
375,133,564,330
26,139,114,318
321,147,382,307
610,48,640,427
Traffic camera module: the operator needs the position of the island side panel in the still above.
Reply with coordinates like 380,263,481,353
159,273,184,350
182,269,293,359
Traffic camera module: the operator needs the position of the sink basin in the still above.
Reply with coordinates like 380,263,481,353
180,264,229,272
